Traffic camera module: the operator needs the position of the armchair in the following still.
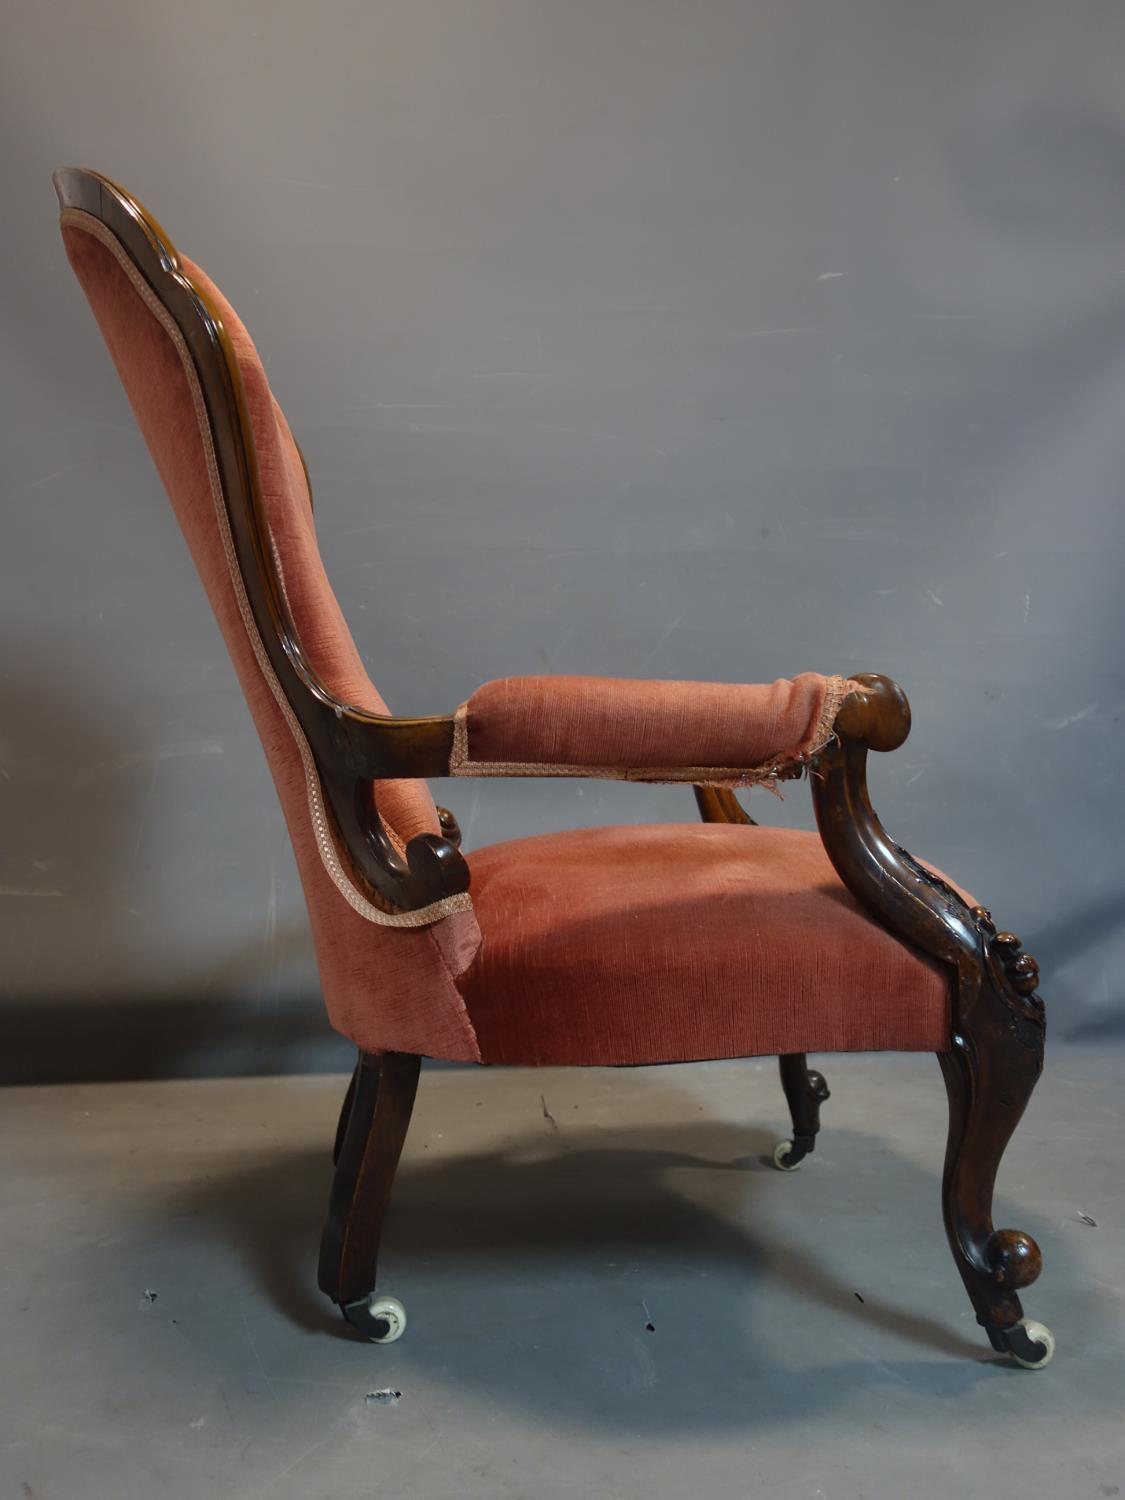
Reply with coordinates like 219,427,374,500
55,167,1051,1369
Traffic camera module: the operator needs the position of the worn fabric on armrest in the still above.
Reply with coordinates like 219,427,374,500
450,672,849,787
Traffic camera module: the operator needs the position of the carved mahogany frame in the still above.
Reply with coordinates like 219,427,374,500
56,169,1048,1364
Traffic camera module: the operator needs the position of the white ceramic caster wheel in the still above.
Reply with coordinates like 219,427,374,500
342,1293,407,1343
773,1140,801,1171
367,1295,407,1343
1008,1317,1055,1370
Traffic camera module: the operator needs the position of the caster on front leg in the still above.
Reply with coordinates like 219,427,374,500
341,1293,407,1344
986,1317,1055,1369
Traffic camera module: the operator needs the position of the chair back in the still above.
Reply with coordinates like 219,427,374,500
55,168,481,1061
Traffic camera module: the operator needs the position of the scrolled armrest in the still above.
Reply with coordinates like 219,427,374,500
448,672,851,786
832,673,912,752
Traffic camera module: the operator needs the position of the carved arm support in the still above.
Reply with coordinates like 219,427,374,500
810,675,976,969
809,673,1044,1046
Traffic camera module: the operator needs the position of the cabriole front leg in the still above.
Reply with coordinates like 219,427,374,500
810,677,1052,1367
938,909,1052,1367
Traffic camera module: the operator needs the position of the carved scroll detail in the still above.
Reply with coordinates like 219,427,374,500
969,905,1046,1050
882,839,1045,1049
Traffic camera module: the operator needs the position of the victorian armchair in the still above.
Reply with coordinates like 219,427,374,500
55,168,1052,1368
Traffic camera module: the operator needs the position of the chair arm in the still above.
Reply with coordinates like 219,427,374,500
445,672,850,786
314,669,839,913
309,675,846,918
318,673,842,915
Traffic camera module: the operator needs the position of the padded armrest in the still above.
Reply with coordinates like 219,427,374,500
449,672,850,787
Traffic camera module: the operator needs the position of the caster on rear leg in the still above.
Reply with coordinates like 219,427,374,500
341,1293,407,1344
986,1317,1055,1369
773,1135,814,1170
776,1055,828,1171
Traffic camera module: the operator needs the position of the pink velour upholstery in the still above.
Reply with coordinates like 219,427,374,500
454,673,846,782
461,824,953,1067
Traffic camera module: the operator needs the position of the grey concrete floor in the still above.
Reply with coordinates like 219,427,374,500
2,1048,1122,1499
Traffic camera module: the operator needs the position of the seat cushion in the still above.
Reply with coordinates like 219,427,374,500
461,823,953,1066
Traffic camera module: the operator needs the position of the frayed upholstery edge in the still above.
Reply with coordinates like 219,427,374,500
812,674,852,752
450,701,470,771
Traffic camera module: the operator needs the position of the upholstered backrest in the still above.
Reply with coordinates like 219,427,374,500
58,174,482,1062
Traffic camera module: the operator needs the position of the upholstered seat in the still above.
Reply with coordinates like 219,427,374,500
464,823,952,1067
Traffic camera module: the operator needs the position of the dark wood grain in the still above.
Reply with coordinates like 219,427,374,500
332,1059,360,1166
318,1051,421,1308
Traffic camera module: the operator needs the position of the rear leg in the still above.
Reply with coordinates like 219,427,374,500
318,1050,420,1341
774,1053,830,1170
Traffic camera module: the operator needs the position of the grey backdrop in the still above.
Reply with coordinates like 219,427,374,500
3,1,1123,1080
